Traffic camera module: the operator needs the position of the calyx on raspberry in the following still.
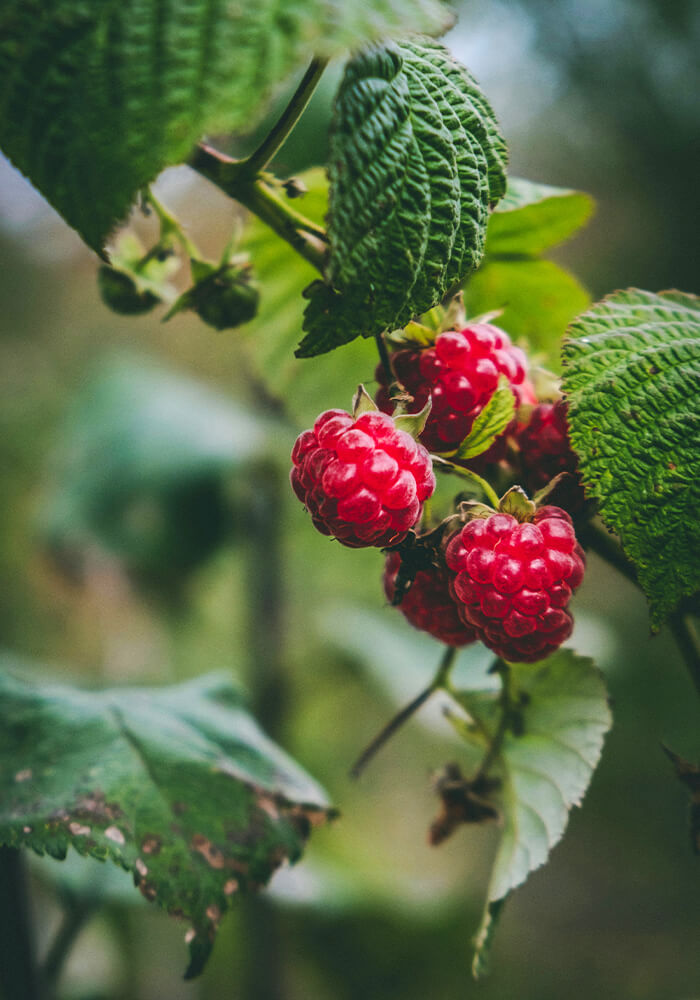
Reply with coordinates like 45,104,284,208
444,497,585,663
376,322,536,454
290,401,436,548
384,551,477,647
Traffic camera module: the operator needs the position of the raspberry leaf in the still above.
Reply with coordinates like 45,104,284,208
487,177,594,256
0,0,452,254
562,288,700,628
464,177,594,366
450,651,611,976
297,39,507,357
450,379,515,461
0,668,334,978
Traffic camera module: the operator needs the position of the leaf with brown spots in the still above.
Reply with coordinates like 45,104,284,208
0,668,335,978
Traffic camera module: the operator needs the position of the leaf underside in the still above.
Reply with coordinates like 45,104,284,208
0,0,452,252
297,37,507,357
454,650,611,974
562,288,700,628
0,669,333,978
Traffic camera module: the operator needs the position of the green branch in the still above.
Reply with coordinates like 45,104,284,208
190,144,327,271
0,848,42,1000
243,57,329,176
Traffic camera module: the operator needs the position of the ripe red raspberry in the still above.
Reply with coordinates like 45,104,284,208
516,401,579,490
375,323,536,453
290,409,436,548
383,551,478,647
444,506,585,662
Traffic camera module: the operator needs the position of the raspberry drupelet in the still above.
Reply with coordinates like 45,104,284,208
290,409,435,548
375,323,536,453
516,401,579,490
444,505,585,662
384,551,477,647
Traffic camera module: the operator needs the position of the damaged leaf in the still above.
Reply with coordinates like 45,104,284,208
428,763,500,846
0,668,334,978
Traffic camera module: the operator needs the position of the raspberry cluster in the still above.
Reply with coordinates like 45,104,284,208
444,506,585,662
376,323,536,453
516,401,579,490
290,409,435,548
383,552,477,648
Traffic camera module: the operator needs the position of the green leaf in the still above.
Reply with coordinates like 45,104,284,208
0,0,452,253
464,257,591,367
0,668,333,978
561,288,700,628
40,360,274,580
451,380,515,460
488,177,594,256
453,651,611,975
297,38,507,357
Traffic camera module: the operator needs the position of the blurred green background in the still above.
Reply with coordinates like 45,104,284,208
0,1,699,998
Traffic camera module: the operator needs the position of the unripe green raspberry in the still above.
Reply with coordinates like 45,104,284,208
191,271,260,331
98,266,160,315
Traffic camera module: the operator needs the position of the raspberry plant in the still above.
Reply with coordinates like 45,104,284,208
0,1,698,995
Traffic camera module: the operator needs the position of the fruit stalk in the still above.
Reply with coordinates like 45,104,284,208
350,646,457,779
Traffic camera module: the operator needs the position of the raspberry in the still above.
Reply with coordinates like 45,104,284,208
383,551,478,647
375,323,536,454
290,409,436,548
444,506,585,662
516,401,579,490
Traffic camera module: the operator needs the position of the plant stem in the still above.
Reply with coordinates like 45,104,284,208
668,613,700,699
580,519,700,700
240,461,288,1000
0,847,42,1000
42,897,97,992
473,662,510,780
432,457,500,509
243,58,329,175
189,144,327,272
350,646,457,779
145,190,201,260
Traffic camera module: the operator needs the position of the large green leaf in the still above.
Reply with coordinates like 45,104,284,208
40,359,275,580
0,0,452,253
297,38,507,357
452,650,611,975
464,177,593,366
562,288,700,628
0,668,333,978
